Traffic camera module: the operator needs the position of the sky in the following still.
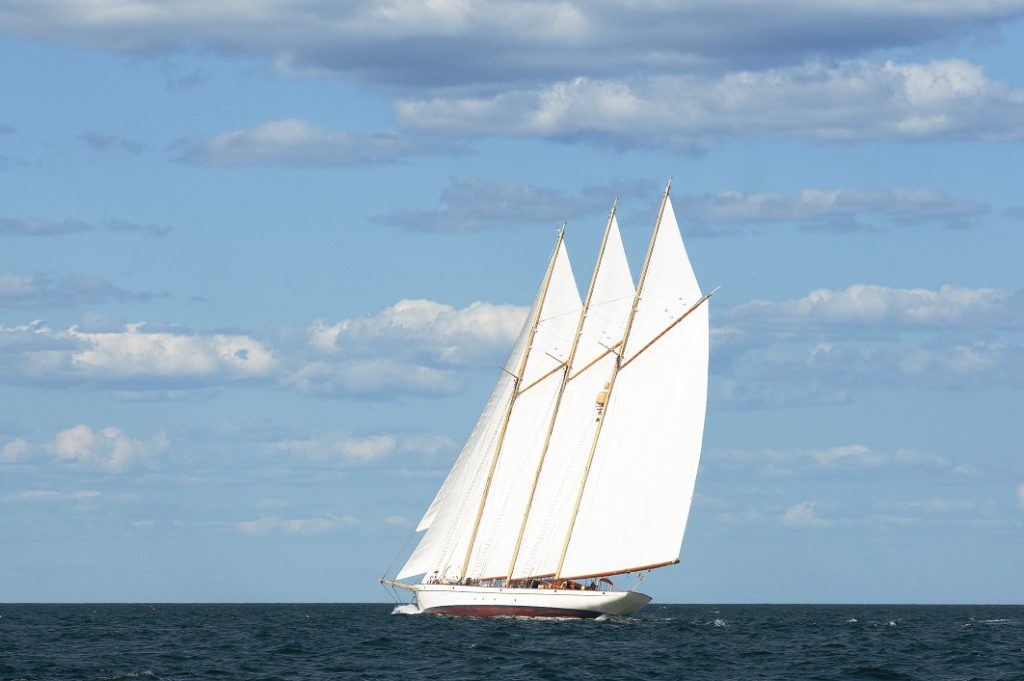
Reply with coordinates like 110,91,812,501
1,1,1022,604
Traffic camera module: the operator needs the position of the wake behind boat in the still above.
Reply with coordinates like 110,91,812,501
381,180,712,618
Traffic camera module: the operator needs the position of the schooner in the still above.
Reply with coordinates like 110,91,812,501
381,180,713,617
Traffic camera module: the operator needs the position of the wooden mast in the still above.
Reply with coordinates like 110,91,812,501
554,179,672,580
503,200,618,586
458,226,565,583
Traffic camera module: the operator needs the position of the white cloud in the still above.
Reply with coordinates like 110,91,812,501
0,437,31,462
385,515,410,526
402,434,456,456
712,444,952,473
2,1,1022,89
0,296,525,399
237,513,358,535
285,358,458,398
782,501,831,527
676,188,986,233
47,424,169,472
712,283,1024,407
310,298,527,365
1016,483,1024,510
181,119,460,167
730,284,1019,329
0,321,277,388
68,324,277,378
397,59,1024,148
6,489,102,503
810,444,883,467
270,433,397,464
9,489,62,502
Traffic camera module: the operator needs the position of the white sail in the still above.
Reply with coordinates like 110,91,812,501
511,216,636,579
396,188,711,593
461,240,581,579
396,263,543,580
558,196,709,579
397,238,580,581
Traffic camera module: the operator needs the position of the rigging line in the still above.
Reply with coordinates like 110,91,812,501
458,226,566,583
540,308,585,322
619,287,718,370
383,522,422,581
554,178,673,580
566,341,622,382
517,361,568,396
503,199,619,586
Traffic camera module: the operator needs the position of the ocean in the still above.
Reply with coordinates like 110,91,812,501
1,603,1021,680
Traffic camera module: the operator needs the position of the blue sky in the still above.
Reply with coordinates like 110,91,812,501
1,1,1022,604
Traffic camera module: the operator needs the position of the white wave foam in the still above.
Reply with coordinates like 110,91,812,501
391,604,422,616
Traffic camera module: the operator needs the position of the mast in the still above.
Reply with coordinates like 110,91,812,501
504,201,618,585
554,179,672,579
458,226,565,583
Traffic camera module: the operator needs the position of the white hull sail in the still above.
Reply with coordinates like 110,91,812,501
412,584,651,618
384,182,712,618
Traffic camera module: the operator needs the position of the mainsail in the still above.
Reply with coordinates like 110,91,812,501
558,195,709,580
397,186,710,587
398,234,581,580
509,208,636,580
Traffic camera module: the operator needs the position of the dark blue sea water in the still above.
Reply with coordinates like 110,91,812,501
1,603,1021,680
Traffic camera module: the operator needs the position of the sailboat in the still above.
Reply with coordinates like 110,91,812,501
381,180,713,618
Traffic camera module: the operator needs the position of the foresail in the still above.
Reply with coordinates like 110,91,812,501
559,196,709,580
396,267,540,580
462,240,582,580
511,216,636,580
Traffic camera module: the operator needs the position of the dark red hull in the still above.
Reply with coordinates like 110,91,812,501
424,605,601,618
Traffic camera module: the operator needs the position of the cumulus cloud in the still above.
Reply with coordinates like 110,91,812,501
729,284,1022,330
0,437,31,462
237,513,358,536
1,1,1021,87
1017,483,1024,510
2,3,1022,152
67,324,276,380
782,501,831,527
712,283,1024,407
47,424,169,471
400,59,1024,149
180,119,460,167
0,273,167,309
0,321,277,389
676,188,987,234
0,297,525,398
310,298,527,365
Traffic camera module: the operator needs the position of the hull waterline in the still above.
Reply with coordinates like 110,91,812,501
412,584,651,618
